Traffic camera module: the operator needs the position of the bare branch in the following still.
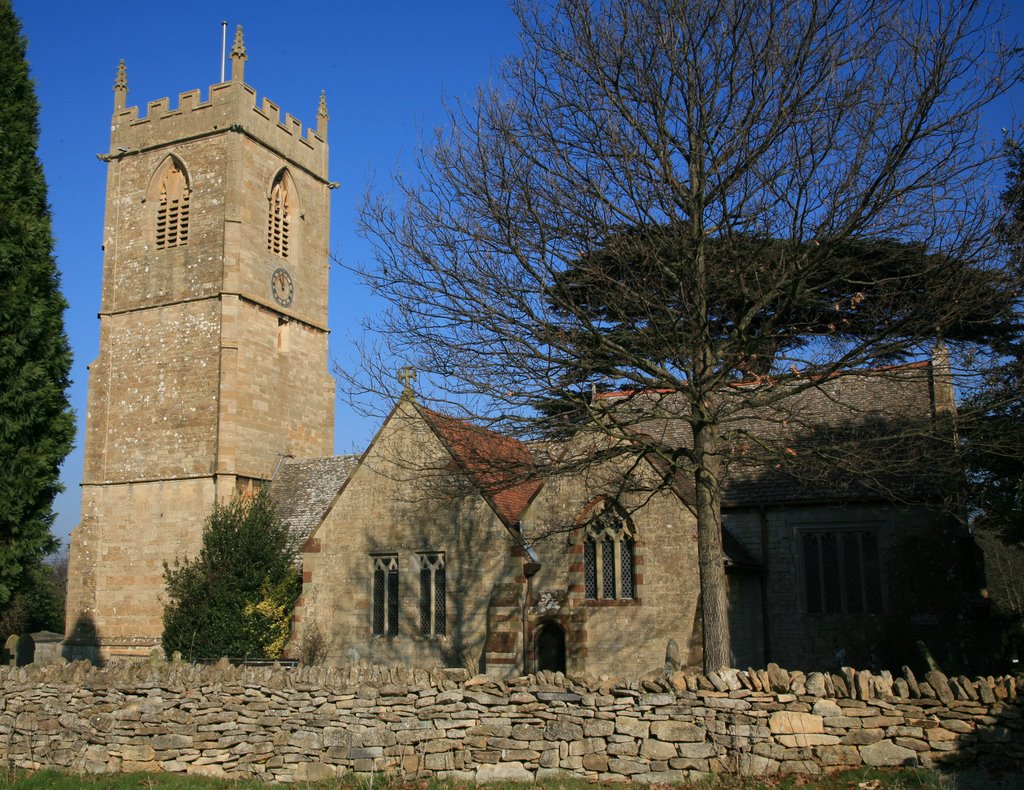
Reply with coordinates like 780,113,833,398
341,0,1023,671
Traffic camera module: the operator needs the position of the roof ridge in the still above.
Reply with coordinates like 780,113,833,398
417,405,541,526
595,359,932,399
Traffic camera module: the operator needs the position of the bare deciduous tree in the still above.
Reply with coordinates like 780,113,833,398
349,0,1022,671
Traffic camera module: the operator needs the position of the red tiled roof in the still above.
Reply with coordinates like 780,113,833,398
419,407,541,526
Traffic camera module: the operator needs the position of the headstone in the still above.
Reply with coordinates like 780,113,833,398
665,639,681,673
15,633,34,666
2,634,15,666
916,640,940,673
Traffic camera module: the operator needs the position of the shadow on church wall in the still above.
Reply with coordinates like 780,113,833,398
62,613,104,666
357,480,495,674
733,411,995,675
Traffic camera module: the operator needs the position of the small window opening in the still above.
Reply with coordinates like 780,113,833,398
277,318,289,353
536,621,566,673
802,528,882,615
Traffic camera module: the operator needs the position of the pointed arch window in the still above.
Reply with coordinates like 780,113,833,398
418,552,446,637
582,502,636,600
268,171,293,258
154,159,190,249
372,555,399,636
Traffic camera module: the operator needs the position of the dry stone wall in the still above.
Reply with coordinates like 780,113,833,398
1,662,1021,784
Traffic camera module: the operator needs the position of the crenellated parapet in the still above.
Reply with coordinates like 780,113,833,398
70,23,335,665
106,27,328,180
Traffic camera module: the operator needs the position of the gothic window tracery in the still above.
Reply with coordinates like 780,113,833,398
418,552,446,637
154,159,190,249
268,171,293,258
581,502,636,601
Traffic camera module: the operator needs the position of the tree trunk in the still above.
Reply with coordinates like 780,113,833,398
693,419,730,672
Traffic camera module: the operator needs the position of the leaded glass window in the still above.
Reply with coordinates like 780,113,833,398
581,502,636,601
621,536,635,599
372,555,399,635
801,529,882,615
583,539,597,599
601,537,615,598
418,552,446,636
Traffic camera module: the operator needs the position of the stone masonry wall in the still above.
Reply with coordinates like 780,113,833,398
297,403,519,671
1,662,1021,784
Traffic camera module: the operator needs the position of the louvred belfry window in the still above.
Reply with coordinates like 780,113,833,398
268,172,291,258
155,161,189,249
581,502,636,601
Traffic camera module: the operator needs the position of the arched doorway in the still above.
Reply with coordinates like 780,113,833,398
535,621,566,673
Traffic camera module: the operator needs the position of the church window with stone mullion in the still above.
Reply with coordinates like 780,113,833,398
372,555,399,636
801,528,882,615
582,504,636,601
418,552,446,637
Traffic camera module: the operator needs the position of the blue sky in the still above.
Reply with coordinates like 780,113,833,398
11,1,1024,549
14,0,521,547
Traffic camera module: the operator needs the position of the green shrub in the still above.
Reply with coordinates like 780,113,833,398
162,490,299,661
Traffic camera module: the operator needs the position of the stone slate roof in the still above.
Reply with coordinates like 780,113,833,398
597,361,942,507
275,363,943,566
270,455,360,544
420,406,541,527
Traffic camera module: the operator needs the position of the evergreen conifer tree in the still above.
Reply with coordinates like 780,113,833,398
0,0,75,608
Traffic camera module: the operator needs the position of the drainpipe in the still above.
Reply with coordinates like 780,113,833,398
759,506,771,664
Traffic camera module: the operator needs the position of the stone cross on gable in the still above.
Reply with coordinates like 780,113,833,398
398,366,417,393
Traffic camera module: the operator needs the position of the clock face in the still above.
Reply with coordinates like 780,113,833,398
271,267,293,307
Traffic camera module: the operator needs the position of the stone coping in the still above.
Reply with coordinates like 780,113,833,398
2,661,1021,783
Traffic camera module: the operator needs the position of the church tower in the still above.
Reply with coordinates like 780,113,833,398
65,29,335,661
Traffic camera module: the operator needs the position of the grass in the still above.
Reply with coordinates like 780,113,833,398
0,766,966,789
